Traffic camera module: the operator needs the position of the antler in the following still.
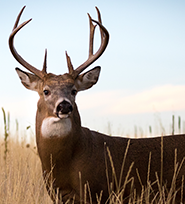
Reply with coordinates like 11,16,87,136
66,7,109,79
9,6,46,79
9,6,109,79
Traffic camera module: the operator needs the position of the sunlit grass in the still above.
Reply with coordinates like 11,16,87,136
0,136,183,203
0,137,52,204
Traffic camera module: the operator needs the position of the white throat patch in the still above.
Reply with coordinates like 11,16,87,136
41,117,72,138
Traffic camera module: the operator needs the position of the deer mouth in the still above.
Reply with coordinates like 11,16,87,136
55,100,73,119
57,112,71,119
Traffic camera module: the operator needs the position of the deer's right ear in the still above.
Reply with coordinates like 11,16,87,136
15,68,41,92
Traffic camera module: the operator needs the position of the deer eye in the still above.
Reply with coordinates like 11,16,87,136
71,89,77,96
43,90,50,96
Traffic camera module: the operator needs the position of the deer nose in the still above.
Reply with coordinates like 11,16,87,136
56,100,73,115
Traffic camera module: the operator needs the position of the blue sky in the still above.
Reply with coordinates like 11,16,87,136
0,0,185,137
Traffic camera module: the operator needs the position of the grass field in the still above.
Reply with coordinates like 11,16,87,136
0,136,184,204
0,108,51,203
0,138,53,204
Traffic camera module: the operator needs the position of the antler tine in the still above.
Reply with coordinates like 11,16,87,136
95,7,104,42
72,7,109,79
13,6,26,30
65,51,74,75
42,49,47,74
88,13,96,57
9,6,45,79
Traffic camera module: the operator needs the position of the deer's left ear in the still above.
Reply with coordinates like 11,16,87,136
76,66,101,91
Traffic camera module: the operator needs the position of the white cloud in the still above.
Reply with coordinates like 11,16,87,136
77,84,185,115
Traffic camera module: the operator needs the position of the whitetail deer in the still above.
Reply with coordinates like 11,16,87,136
9,6,185,204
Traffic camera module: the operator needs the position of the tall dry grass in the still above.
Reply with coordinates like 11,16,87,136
0,136,184,204
0,138,52,204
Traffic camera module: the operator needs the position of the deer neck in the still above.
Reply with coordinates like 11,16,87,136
35,100,83,169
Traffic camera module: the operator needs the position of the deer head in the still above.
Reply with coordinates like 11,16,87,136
9,6,109,138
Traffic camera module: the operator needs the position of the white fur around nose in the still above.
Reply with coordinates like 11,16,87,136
41,117,72,138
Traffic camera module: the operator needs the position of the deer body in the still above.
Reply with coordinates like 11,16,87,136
37,108,185,203
9,6,185,204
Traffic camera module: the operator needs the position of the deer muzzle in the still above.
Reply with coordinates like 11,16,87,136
55,100,73,119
